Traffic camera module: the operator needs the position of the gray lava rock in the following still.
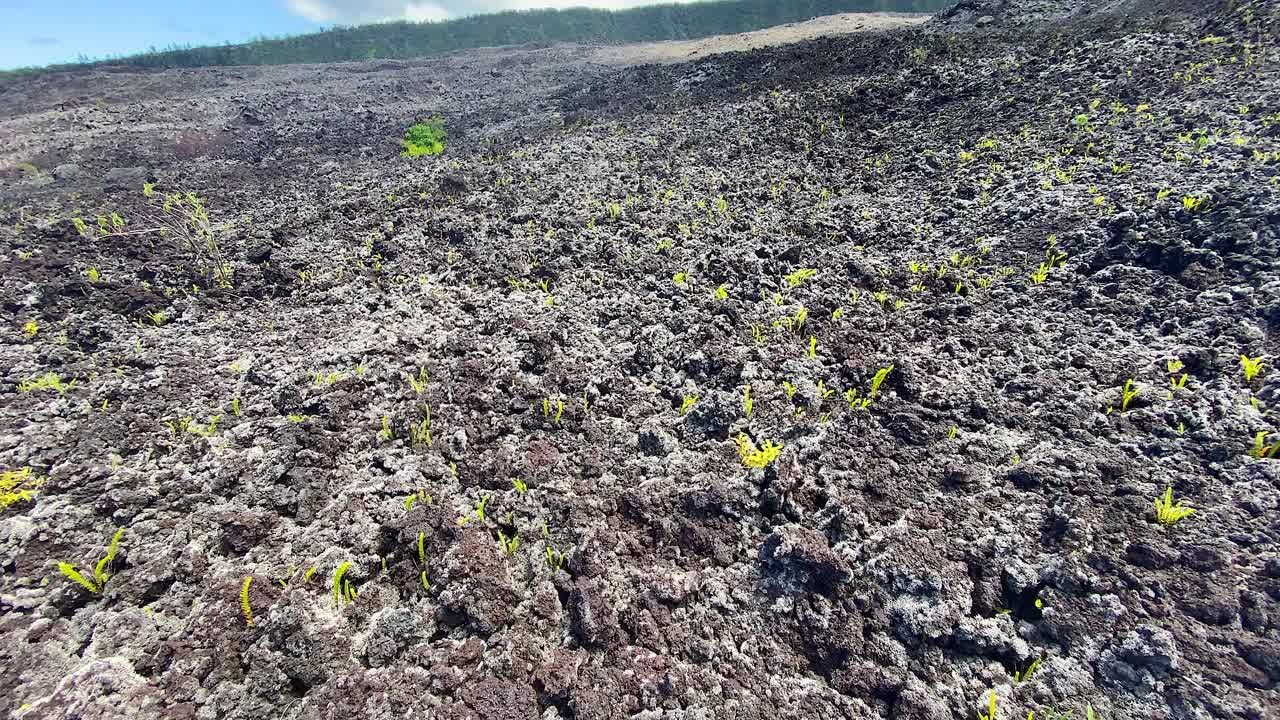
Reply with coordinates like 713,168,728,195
363,607,421,667
1237,639,1280,681
569,579,623,649
761,525,850,596
637,423,677,456
1097,625,1179,693
54,163,86,180
103,166,148,189
953,617,1031,663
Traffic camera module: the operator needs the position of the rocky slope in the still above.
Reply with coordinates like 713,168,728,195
1,1,1278,718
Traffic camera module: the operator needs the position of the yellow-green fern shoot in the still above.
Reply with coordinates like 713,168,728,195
58,528,124,595
680,395,698,415
409,403,432,446
784,268,817,287
512,477,528,496
735,434,783,469
93,528,124,589
498,531,519,556
546,545,567,572
240,576,254,627
977,691,997,720
1241,354,1265,383
1,467,44,509
332,561,353,605
18,372,74,394
1252,431,1279,459
1120,378,1140,412
1154,486,1195,526
868,364,894,399
418,532,427,565
58,562,100,593
408,367,429,393
744,385,753,416
1012,657,1042,683
846,388,871,410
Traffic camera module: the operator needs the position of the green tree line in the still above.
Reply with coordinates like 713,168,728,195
13,0,949,74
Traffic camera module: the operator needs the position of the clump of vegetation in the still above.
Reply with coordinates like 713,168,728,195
542,398,564,424
1107,378,1140,414
160,192,232,287
18,372,74,394
498,530,520,556
1154,486,1195,526
1120,378,1140,412
58,528,125,594
407,367,430,393
735,434,783,468
1251,431,1278,459
1181,195,1210,213
1,467,44,509
783,268,817,287
546,545,568,572
401,117,447,157
1166,358,1188,399
75,190,231,287
680,395,699,415
1240,354,1265,383
409,403,433,446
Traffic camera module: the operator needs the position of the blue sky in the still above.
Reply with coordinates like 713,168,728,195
0,0,691,70
0,1,322,69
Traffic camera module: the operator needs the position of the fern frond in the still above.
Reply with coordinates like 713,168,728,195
240,576,254,627
93,528,125,588
333,562,351,605
58,562,100,594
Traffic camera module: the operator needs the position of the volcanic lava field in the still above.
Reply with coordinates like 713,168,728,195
1,0,1279,718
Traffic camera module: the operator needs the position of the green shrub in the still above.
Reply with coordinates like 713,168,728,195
401,118,447,157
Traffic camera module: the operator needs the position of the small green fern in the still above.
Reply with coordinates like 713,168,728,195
93,528,124,588
332,561,356,605
240,576,254,627
58,562,100,593
58,527,124,595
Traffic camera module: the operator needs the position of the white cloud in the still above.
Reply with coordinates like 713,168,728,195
285,0,699,24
